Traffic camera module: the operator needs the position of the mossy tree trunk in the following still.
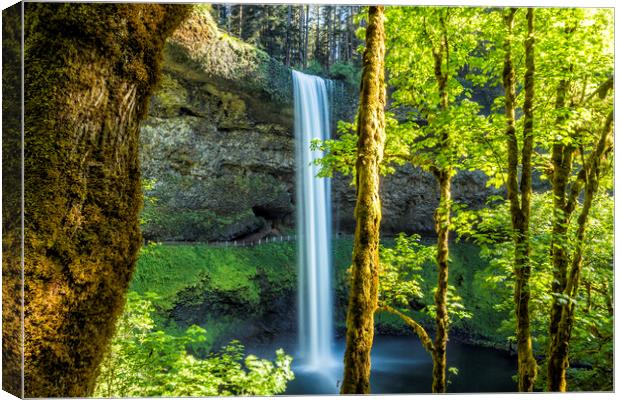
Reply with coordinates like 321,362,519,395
17,3,189,397
340,5,386,395
547,109,614,391
429,13,452,394
431,170,451,394
502,8,538,392
2,4,24,397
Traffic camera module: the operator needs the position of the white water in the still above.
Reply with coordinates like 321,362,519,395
293,70,335,370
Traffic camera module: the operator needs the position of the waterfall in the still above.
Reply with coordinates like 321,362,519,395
293,70,334,370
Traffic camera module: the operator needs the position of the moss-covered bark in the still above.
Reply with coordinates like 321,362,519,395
428,13,452,393
17,3,189,397
432,171,450,394
547,110,613,392
340,5,386,395
2,3,24,397
502,8,537,392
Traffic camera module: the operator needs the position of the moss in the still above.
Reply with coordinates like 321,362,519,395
21,3,190,397
2,4,24,397
164,7,295,127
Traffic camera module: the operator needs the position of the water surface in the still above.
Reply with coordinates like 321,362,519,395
249,334,517,394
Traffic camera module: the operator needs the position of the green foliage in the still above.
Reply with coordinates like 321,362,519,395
131,242,296,312
303,59,325,76
94,292,294,397
378,234,473,324
379,234,434,307
453,191,614,390
328,61,361,86
383,7,490,172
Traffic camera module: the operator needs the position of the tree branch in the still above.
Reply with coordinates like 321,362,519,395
378,303,435,356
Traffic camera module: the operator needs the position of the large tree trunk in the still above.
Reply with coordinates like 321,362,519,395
340,5,386,395
9,3,189,397
2,4,24,398
503,8,538,392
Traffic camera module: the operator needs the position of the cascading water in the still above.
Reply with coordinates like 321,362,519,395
293,70,334,370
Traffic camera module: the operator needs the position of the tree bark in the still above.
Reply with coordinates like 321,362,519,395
340,5,386,395
428,12,452,393
545,59,576,390
2,4,24,397
547,110,614,391
303,5,309,68
285,5,292,66
432,170,451,394
314,6,322,66
503,8,538,392
18,3,189,397
379,304,434,355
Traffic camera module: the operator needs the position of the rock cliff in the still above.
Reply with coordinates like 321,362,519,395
140,6,496,241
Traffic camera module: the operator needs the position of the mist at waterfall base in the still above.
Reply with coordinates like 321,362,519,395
279,70,517,394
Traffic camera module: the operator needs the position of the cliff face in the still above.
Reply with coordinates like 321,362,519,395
140,7,296,242
140,6,496,241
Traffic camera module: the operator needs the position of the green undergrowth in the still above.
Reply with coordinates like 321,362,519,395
130,241,296,311
130,237,506,348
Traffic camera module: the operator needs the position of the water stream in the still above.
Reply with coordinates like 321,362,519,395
292,70,335,371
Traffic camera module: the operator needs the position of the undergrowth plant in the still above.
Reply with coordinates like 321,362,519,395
94,292,294,397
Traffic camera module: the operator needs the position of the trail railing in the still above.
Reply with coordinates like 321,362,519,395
158,234,298,248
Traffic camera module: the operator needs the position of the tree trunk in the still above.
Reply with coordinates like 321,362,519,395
432,170,451,394
503,8,538,392
429,13,452,393
2,4,24,397
18,3,189,397
546,76,573,392
303,5,309,68
326,6,333,69
340,5,386,395
547,110,614,391
285,5,292,66
314,5,322,66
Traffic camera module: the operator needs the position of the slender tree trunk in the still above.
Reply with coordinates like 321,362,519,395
546,76,573,392
347,7,355,62
303,5,309,68
238,5,243,38
340,5,386,394
547,111,614,391
285,5,292,66
429,13,452,393
314,5,321,65
503,8,538,392
432,170,451,394
326,6,333,69
19,3,189,397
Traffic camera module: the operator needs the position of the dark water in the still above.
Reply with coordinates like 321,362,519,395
248,335,517,394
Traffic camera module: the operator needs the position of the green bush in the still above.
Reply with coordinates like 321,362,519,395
94,292,294,397
328,62,361,86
